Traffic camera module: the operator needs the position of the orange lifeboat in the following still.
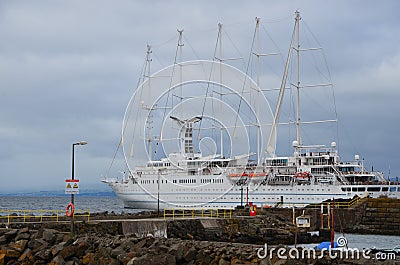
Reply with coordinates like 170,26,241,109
249,172,266,178
294,172,310,179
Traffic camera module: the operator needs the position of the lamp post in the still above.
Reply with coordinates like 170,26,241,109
157,168,166,217
70,141,87,234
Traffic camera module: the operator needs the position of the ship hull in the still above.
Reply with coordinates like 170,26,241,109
107,178,400,210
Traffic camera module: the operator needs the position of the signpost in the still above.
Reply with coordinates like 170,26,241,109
65,179,80,194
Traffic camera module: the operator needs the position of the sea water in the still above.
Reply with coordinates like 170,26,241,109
0,196,139,214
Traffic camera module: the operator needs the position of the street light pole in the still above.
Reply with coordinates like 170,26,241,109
157,170,160,217
70,141,87,234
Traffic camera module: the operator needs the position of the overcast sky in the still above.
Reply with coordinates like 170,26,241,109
1,1,399,193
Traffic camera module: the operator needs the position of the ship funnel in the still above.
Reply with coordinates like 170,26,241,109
170,116,202,158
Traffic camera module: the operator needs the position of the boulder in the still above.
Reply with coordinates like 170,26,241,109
18,248,33,262
49,255,66,265
127,253,175,265
5,248,21,259
0,236,7,245
34,248,52,262
10,239,28,253
183,246,196,262
110,245,126,259
82,252,95,265
3,229,17,240
43,229,57,244
15,232,30,241
29,238,49,253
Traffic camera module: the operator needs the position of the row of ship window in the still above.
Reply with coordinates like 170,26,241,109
341,187,399,192
174,196,325,201
243,188,331,192
138,179,224,184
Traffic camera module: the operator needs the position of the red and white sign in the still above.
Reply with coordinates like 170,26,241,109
65,179,80,194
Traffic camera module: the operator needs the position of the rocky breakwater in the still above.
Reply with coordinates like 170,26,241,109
1,227,399,265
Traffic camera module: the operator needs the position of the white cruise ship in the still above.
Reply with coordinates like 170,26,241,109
103,12,400,210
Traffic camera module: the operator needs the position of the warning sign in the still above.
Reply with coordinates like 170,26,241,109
65,179,80,194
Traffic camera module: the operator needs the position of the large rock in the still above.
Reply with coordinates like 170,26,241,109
49,255,66,265
0,236,7,245
58,241,88,261
0,253,5,265
43,229,57,244
18,248,33,262
15,232,30,241
82,252,95,265
3,229,17,240
127,253,175,265
34,248,52,262
29,238,49,253
183,246,197,262
51,242,66,256
10,239,28,252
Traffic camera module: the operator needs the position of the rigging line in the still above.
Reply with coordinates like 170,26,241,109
152,34,178,49
303,19,339,146
127,48,149,162
262,14,293,24
151,51,166,70
260,23,286,72
183,35,201,60
223,28,246,69
300,23,330,82
232,22,258,137
196,26,221,140
155,34,182,158
106,50,148,177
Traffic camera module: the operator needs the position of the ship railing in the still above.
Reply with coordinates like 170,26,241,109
0,209,91,224
163,208,233,220
305,196,361,209
329,167,349,184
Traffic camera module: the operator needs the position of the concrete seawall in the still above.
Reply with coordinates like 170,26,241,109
358,197,400,234
257,197,400,235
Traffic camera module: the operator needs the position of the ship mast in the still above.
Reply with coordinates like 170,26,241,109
177,29,184,118
218,23,224,158
145,44,153,160
266,12,298,156
255,17,261,163
294,11,302,145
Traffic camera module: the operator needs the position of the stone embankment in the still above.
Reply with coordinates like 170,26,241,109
1,226,399,265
